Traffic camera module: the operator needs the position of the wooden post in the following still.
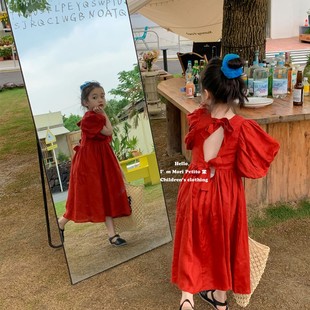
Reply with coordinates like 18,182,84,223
165,98,181,155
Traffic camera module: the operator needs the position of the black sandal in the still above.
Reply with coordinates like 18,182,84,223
109,234,127,247
59,228,64,243
179,299,194,310
199,290,228,310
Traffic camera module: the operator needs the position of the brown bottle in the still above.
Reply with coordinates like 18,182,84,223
293,70,304,106
284,52,292,92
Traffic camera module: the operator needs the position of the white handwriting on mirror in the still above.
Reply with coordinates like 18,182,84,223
12,0,128,30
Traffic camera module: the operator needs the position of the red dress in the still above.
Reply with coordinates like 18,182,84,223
64,111,131,222
171,108,279,294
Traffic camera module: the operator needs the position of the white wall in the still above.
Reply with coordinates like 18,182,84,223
271,0,310,38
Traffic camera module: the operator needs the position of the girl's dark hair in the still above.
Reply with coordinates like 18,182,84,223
200,57,247,109
80,81,103,106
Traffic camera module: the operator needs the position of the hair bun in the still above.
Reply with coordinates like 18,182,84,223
221,54,243,79
227,57,244,69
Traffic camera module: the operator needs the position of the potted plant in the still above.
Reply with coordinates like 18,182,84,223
0,45,13,60
0,35,13,60
0,11,10,29
0,35,13,45
142,50,160,72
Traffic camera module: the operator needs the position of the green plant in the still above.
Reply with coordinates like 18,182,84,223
111,121,139,161
6,0,50,17
305,28,310,34
0,46,12,58
0,35,13,45
57,151,69,163
63,114,82,132
0,11,9,23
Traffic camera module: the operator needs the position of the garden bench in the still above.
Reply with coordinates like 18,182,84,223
120,152,160,185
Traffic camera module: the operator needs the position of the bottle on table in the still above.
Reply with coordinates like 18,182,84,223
293,70,304,106
268,62,275,97
192,60,200,97
185,60,193,82
241,61,249,89
254,50,259,63
303,77,309,96
291,64,299,91
248,60,259,96
278,52,285,63
186,80,195,98
253,63,268,97
185,60,195,98
284,52,293,93
272,61,288,98
199,59,206,72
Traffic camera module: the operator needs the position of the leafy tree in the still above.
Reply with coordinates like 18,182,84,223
5,0,50,17
109,64,144,106
63,114,82,132
105,98,128,126
109,64,145,128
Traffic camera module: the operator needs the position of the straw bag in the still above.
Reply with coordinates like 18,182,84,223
113,183,145,232
233,237,270,307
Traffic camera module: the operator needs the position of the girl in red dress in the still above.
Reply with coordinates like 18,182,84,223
58,81,131,247
172,55,280,310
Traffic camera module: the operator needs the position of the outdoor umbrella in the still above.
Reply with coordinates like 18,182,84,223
127,0,223,42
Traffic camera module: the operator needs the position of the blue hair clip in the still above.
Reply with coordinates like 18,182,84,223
80,81,91,91
221,54,243,79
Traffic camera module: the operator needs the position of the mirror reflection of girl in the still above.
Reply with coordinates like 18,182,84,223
172,55,280,309
58,81,131,247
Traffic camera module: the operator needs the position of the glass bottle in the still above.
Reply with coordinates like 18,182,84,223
193,60,200,97
291,64,299,91
199,59,206,72
303,77,309,96
186,80,195,98
293,70,304,106
268,63,275,97
253,63,268,97
284,52,293,93
185,60,193,82
272,61,288,98
248,60,259,96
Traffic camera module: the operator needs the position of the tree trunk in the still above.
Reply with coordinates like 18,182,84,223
222,0,268,64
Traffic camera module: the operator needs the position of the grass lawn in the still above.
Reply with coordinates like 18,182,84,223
250,200,310,229
0,88,36,159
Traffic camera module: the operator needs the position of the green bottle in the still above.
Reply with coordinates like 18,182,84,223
303,54,310,82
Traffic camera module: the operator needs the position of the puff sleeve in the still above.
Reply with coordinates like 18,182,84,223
185,108,208,150
80,111,107,139
236,119,280,179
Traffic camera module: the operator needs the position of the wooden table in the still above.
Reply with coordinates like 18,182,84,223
158,77,310,206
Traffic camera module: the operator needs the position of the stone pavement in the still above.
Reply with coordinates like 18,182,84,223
0,59,23,86
0,59,20,72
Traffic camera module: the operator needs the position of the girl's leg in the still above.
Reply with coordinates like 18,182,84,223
58,216,69,230
200,290,228,310
105,216,127,246
213,290,227,309
105,216,116,238
180,291,194,309
58,216,69,242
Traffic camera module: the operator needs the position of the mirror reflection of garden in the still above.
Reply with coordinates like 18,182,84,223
41,64,155,194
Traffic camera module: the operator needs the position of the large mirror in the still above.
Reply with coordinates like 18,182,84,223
7,0,171,284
